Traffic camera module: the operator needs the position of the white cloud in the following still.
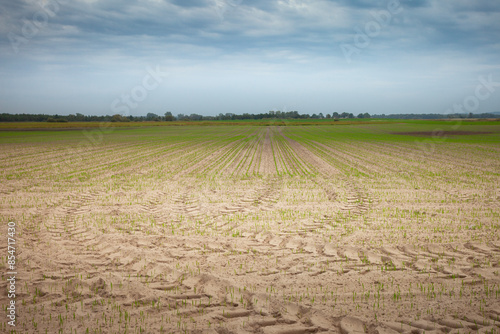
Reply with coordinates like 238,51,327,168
0,0,499,116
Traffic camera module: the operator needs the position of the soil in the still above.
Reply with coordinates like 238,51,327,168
0,126,499,334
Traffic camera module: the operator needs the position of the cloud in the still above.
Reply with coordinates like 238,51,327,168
0,0,499,116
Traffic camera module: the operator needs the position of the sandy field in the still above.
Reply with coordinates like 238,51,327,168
1,124,500,334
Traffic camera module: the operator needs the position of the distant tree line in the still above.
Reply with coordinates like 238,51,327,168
0,111,361,122
1,111,498,122
175,111,364,121
0,113,111,122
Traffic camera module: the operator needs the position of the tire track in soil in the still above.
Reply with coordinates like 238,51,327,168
182,229,500,333
280,131,377,223
14,189,243,333
14,190,115,322
5,126,500,333
209,233,500,333
11,218,500,332
199,177,283,235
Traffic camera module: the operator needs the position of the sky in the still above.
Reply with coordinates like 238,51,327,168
0,0,499,117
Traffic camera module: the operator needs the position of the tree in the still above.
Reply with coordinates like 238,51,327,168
189,113,203,121
164,111,174,121
111,114,123,122
357,113,364,119
364,113,370,119
47,117,68,122
326,114,331,119
110,114,130,122
146,113,159,121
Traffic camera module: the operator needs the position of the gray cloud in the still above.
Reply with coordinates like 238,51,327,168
0,0,499,116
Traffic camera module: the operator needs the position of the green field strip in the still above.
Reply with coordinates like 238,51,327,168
161,128,254,176
49,142,173,180
1,142,150,181
230,130,264,177
190,128,257,176
269,127,289,175
243,128,266,176
210,135,256,176
312,141,400,177
277,130,318,177
358,140,500,186
214,130,261,176
269,127,281,175
281,132,320,176
273,132,310,176
288,135,370,177
173,139,238,176
0,141,141,172
270,130,292,175
247,128,267,175
358,141,500,182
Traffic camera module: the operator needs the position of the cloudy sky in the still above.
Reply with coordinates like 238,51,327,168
1,0,499,117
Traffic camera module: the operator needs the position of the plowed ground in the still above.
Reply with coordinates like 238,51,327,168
1,124,500,334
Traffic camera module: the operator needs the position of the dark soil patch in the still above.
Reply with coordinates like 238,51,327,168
392,131,493,137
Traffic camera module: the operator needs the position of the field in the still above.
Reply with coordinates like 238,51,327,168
1,120,500,334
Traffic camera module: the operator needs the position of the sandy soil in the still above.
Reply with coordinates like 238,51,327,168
0,126,499,334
